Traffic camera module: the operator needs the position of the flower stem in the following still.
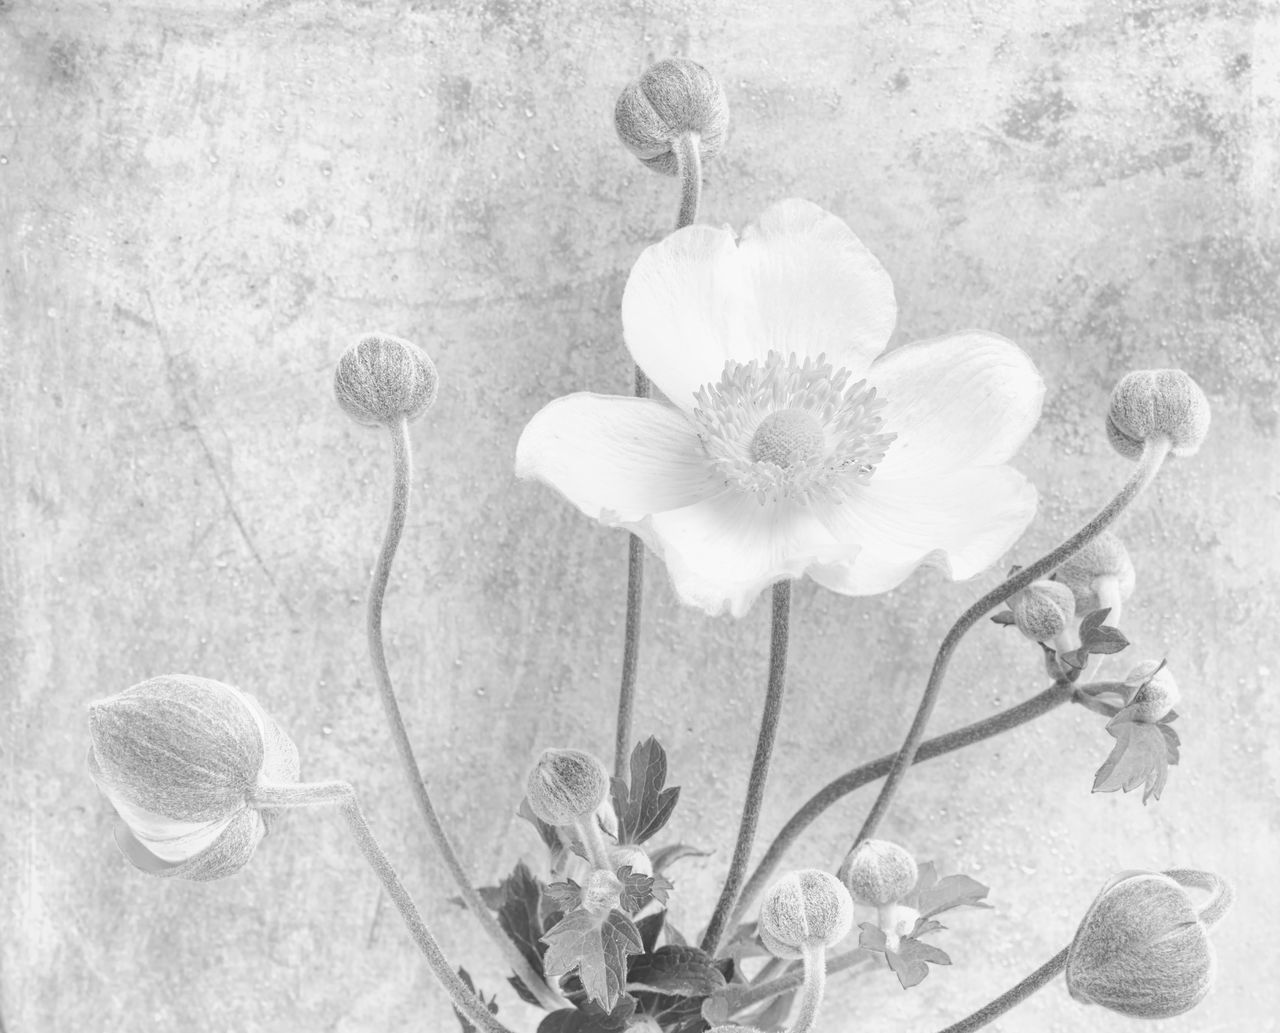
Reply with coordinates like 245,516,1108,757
612,132,705,782
731,949,874,1015
790,942,828,1033
574,814,613,871
732,680,1075,928
368,416,566,1012
1165,868,1234,927
930,949,1069,1033
701,579,793,956
852,437,1171,847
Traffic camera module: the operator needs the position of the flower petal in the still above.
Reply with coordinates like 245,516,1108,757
111,808,266,882
737,198,896,375
630,492,857,617
868,332,1044,480
621,223,760,410
809,466,1038,595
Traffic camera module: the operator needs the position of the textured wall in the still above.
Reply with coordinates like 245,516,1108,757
2,1,1278,1031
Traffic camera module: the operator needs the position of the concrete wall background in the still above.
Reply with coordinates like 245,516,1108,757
2,0,1278,1031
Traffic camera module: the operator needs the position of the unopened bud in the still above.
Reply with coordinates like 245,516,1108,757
839,839,919,907
1053,531,1135,613
614,58,729,175
87,675,300,881
583,869,623,914
334,333,438,427
758,869,853,959
1115,661,1179,724
609,844,653,878
1066,871,1221,1019
1009,579,1076,643
525,748,609,826
1106,369,1210,459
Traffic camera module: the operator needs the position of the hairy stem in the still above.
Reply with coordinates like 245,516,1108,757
367,417,566,1011
853,437,1171,846
574,814,613,871
732,681,1075,926
790,942,828,1033
931,949,1069,1033
1165,869,1234,927
701,580,793,956
613,130,704,780
732,950,873,1014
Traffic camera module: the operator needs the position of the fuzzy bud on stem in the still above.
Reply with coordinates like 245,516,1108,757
525,748,610,827
1008,579,1076,644
614,58,728,175
1112,661,1180,724
758,868,853,959
1106,369,1210,459
334,333,438,428
839,838,919,907
1053,530,1136,614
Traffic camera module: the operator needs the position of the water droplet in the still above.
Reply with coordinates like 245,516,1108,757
321,724,333,736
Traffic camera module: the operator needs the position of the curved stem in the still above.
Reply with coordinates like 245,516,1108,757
368,417,566,1011
731,949,873,1015
613,130,704,780
931,949,1069,1033
853,438,1171,847
1165,869,1234,927
789,942,828,1033
701,580,793,956
732,681,1075,927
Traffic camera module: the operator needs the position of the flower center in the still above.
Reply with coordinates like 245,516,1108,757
750,409,826,467
691,351,897,505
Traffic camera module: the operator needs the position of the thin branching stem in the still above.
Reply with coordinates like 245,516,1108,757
931,949,1069,1033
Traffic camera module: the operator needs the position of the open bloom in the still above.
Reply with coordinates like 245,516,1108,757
517,199,1044,617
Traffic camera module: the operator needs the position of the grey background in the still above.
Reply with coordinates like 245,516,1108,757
2,0,1277,1031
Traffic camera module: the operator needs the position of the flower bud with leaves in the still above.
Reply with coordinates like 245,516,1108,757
759,868,854,959
1066,870,1223,1019
839,838,919,907
582,869,623,914
614,58,729,175
609,843,653,877
87,675,300,881
525,748,610,827
1106,369,1210,459
333,332,439,428
1009,578,1076,643
1116,661,1180,724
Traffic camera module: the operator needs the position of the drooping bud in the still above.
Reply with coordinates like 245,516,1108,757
583,869,624,914
525,748,610,827
333,333,438,427
1053,531,1136,613
1066,871,1222,1019
1008,579,1076,643
839,839,919,907
87,675,300,881
614,58,729,175
1106,369,1210,459
609,844,654,878
1114,661,1180,724
758,869,854,960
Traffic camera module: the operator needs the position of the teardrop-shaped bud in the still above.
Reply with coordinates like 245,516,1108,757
525,748,610,826
334,333,438,427
614,58,729,175
1106,369,1210,459
758,868,853,959
1009,579,1076,643
839,839,919,907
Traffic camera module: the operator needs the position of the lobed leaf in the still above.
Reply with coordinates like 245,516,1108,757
542,908,645,1012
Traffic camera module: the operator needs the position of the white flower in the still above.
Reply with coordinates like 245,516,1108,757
516,199,1045,617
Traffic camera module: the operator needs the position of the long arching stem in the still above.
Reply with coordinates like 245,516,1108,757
852,438,1171,847
367,417,566,1011
701,580,793,956
931,949,1069,1033
612,130,704,781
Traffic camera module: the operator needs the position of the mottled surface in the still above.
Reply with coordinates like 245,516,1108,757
2,1,1278,1031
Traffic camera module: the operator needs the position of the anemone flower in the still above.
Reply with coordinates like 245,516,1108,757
516,199,1044,618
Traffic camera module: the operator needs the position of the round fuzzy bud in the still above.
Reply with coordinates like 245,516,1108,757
614,58,729,175
840,839,919,907
1106,369,1210,459
1067,871,1218,1019
1009,579,1077,643
87,675,300,881
758,869,854,959
334,333,438,427
1054,532,1136,613
609,844,654,878
583,870,623,914
1121,661,1180,723
525,748,610,826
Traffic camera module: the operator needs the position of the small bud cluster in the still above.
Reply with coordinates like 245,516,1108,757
758,868,853,959
1106,369,1210,459
525,748,610,826
614,58,729,175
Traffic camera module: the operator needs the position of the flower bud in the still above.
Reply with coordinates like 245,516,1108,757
758,869,854,959
1116,661,1179,723
333,333,438,427
1106,369,1210,459
525,748,609,827
1066,871,1218,1019
583,869,623,914
614,58,729,175
839,839,919,907
87,675,300,881
1008,579,1076,643
609,844,653,878
1053,531,1136,613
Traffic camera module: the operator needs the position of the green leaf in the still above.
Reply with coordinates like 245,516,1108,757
647,843,711,874
610,737,681,845
636,911,666,953
989,610,1017,626
498,862,549,976
1092,717,1181,803
1078,607,1129,655
542,909,645,1012
859,924,952,989
546,880,584,913
626,946,726,997
453,967,499,1033
536,998,636,1033
616,867,654,913
909,872,992,920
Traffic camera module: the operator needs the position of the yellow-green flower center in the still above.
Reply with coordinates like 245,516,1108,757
750,409,826,468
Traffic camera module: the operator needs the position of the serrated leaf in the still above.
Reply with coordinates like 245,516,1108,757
611,737,681,845
546,880,584,913
636,910,666,953
626,946,726,997
1092,719,1180,803
1079,608,1129,655
648,843,711,874
536,997,636,1033
453,967,500,1033
885,937,952,989
990,610,1017,626
498,862,549,976
542,909,644,1011
616,867,654,913
911,873,992,920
